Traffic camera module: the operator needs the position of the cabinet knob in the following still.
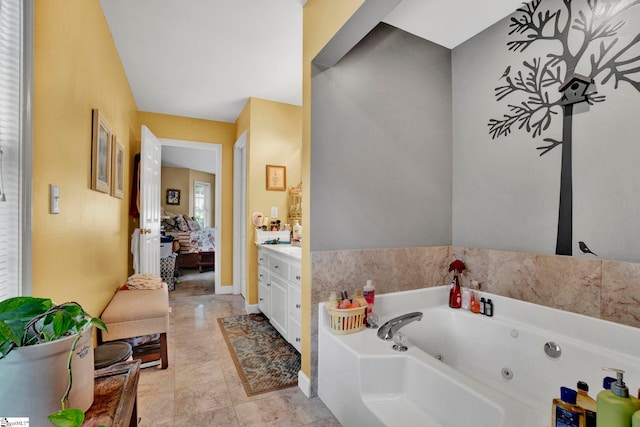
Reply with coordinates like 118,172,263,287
267,283,271,287
274,265,279,269
295,304,301,309
296,275,301,280
296,337,301,342
259,274,264,278
259,258,264,262
259,298,264,302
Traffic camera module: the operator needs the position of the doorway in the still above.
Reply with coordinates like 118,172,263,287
233,132,247,299
159,138,222,292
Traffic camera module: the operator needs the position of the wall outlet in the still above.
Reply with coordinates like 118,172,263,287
50,184,60,214
271,207,278,218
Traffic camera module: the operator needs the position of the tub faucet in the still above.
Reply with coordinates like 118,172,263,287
377,312,423,341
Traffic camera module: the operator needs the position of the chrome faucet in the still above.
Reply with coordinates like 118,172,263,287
377,312,423,341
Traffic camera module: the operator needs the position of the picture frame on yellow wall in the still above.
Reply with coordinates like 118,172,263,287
266,164,286,191
167,189,181,205
111,135,125,199
91,109,112,193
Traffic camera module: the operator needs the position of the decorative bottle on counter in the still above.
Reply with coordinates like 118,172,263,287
292,220,302,244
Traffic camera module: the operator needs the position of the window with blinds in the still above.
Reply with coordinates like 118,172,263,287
0,0,26,299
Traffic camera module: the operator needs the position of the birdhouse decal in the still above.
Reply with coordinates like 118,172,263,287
559,74,594,105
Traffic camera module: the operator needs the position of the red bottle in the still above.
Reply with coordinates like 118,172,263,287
449,273,462,309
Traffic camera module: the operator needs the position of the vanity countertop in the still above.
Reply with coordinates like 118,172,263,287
258,244,301,260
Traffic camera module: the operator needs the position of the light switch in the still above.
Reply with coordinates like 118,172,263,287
271,207,278,218
50,184,60,214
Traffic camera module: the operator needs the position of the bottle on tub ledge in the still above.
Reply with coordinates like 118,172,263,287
551,386,585,427
597,368,640,427
448,259,466,309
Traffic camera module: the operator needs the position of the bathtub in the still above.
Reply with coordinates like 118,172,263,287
318,286,640,427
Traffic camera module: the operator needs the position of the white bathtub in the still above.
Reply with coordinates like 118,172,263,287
318,286,640,427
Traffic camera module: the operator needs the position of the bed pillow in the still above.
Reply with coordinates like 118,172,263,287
175,214,189,232
185,215,201,231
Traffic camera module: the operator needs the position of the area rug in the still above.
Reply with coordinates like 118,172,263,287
218,313,301,396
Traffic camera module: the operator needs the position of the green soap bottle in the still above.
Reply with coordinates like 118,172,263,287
633,409,640,427
596,368,640,427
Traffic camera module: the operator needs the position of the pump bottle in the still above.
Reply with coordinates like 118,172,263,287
576,381,596,427
596,368,640,427
551,387,585,427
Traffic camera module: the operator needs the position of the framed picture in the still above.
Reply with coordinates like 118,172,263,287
91,109,112,193
266,164,286,191
166,189,181,205
111,135,125,199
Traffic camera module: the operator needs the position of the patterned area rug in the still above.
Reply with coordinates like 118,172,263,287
218,313,301,396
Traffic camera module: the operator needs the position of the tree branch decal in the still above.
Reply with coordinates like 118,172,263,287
488,0,640,256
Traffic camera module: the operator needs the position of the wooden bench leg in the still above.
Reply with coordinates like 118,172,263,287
160,332,168,369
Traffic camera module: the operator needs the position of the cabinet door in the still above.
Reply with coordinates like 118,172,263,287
288,282,301,323
288,318,301,353
289,263,301,286
269,275,288,337
258,279,270,318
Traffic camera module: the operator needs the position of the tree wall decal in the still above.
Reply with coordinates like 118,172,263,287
488,0,640,256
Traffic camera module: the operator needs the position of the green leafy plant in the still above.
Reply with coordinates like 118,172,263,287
0,296,107,427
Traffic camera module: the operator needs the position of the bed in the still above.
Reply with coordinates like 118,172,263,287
161,213,215,275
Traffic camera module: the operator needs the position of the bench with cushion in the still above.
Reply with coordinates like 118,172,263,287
100,283,169,369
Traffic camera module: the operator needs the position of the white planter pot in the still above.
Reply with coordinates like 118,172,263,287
0,325,94,423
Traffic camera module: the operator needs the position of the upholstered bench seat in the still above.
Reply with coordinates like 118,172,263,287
100,283,169,369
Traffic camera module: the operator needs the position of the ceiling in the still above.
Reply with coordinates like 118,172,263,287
100,0,522,173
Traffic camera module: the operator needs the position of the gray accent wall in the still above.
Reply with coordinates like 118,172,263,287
311,23,452,252
452,4,640,262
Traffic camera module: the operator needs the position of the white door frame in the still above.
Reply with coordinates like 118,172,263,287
233,132,247,298
160,138,222,291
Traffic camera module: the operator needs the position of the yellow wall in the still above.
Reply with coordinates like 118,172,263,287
138,112,236,287
301,0,364,378
33,0,138,316
237,98,302,306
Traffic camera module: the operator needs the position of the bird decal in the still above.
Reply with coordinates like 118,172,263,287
499,66,511,80
578,241,598,256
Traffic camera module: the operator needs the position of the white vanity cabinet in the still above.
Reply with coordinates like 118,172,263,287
257,250,270,318
257,245,302,352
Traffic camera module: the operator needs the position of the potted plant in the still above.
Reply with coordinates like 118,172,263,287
0,296,107,426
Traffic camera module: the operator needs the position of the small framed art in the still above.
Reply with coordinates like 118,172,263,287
266,165,286,191
91,109,112,193
111,135,125,199
167,189,181,205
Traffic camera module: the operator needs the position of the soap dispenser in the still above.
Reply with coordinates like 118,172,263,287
596,368,640,427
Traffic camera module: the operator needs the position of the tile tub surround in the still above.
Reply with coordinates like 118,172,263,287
309,245,640,396
310,246,451,395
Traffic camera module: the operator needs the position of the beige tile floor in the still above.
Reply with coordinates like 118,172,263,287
136,270,341,427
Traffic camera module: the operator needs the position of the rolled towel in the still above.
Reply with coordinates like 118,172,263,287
125,273,164,290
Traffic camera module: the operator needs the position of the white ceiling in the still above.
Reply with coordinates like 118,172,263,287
100,0,522,173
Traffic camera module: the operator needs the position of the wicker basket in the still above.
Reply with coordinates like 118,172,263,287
326,303,368,335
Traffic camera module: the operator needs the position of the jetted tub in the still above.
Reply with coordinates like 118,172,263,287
318,286,640,427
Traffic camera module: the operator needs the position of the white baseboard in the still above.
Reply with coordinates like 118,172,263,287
298,370,311,397
216,284,233,295
244,302,260,314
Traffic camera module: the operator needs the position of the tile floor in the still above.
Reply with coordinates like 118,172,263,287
136,270,341,426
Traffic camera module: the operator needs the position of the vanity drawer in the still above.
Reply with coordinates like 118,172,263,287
269,256,289,279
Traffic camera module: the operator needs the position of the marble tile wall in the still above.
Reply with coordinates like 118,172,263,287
310,245,640,395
